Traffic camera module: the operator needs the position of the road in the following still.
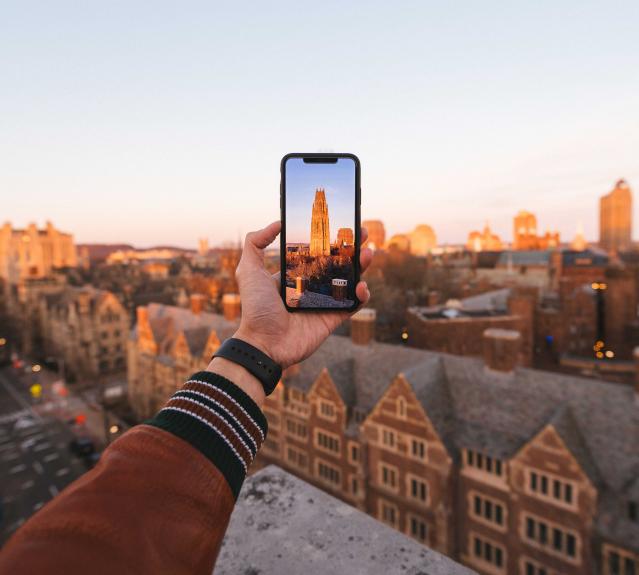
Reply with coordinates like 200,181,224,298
0,368,88,545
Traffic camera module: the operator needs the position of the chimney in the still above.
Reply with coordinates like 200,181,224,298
190,293,206,316
483,328,521,373
427,291,439,306
222,293,241,321
351,308,376,345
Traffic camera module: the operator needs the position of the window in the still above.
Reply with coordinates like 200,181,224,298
411,439,426,460
316,430,340,454
286,419,307,439
523,558,556,575
471,493,505,527
471,535,505,570
528,470,576,507
263,438,279,453
316,460,340,486
349,444,359,464
379,500,398,527
397,397,406,418
465,449,503,477
286,446,308,469
351,477,359,495
318,400,336,420
523,515,578,561
629,501,638,522
380,464,397,490
381,428,396,449
409,516,427,542
408,477,427,502
606,550,638,575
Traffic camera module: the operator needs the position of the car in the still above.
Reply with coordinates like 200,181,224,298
68,437,95,458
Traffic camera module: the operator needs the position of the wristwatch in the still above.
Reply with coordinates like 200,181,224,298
212,338,282,396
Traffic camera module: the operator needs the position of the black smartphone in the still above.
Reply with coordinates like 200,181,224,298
280,153,361,312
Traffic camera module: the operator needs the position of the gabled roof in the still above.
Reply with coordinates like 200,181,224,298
403,357,456,455
138,303,238,361
546,404,600,486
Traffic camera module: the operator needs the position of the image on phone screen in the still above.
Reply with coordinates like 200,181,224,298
281,155,360,311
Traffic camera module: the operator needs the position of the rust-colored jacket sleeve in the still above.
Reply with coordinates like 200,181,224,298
0,371,268,575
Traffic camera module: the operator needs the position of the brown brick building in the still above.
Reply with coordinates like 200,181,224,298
257,312,639,575
405,288,535,367
39,286,129,382
127,295,239,419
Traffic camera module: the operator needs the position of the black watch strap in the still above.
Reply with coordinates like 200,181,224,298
213,338,282,396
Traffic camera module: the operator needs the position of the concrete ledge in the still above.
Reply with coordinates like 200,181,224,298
215,465,475,575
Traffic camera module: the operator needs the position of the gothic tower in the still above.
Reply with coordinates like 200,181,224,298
309,188,331,257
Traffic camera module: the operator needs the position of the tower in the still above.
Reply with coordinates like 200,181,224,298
309,188,331,257
513,211,538,250
600,179,632,253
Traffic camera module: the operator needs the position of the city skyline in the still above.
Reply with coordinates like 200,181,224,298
2,3,638,247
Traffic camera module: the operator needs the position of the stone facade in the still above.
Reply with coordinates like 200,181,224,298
39,287,129,382
600,180,632,253
256,323,639,575
0,221,77,283
513,211,560,251
467,223,503,252
309,188,331,257
127,297,239,419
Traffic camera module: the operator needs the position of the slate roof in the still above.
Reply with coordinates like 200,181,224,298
282,333,639,551
135,303,238,360
408,288,512,320
497,250,551,266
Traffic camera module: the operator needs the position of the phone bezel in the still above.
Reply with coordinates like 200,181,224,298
280,152,361,313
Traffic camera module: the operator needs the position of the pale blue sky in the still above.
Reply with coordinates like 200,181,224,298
1,1,638,247
285,158,355,244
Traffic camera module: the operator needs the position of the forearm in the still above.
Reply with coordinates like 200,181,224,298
0,370,268,575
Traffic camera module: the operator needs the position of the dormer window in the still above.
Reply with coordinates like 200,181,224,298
465,449,503,477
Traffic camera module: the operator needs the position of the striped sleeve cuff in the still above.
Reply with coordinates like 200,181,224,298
146,370,268,499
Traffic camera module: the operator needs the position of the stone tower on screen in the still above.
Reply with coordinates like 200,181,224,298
310,188,331,257
600,179,632,252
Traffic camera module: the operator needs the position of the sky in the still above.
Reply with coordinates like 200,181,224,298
285,158,356,244
1,1,638,248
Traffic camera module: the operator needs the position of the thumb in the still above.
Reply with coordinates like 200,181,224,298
237,221,281,275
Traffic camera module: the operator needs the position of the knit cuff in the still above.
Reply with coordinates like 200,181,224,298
146,370,268,499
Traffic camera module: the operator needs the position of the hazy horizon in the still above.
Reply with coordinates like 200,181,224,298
2,2,638,247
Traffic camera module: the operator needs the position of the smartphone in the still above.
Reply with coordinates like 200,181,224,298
280,153,361,312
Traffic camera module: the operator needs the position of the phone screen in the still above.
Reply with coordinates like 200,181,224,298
281,154,360,311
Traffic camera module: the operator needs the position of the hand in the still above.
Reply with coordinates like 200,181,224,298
233,221,372,369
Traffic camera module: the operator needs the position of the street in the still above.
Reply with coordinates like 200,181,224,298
0,368,89,545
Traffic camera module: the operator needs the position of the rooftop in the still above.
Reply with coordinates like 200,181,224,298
215,465,475,575
282,332,639,551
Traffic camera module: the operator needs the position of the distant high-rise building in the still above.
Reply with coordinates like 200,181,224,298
309,188,331,257
362,220,386,250
0,221,77,283
409,224,437,256
336,227,354,247
600,179,632,252
466,222,503,252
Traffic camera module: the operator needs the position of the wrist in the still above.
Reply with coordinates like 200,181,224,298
205,357,265,407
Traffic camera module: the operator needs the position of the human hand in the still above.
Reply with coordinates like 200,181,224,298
233,221,372,369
